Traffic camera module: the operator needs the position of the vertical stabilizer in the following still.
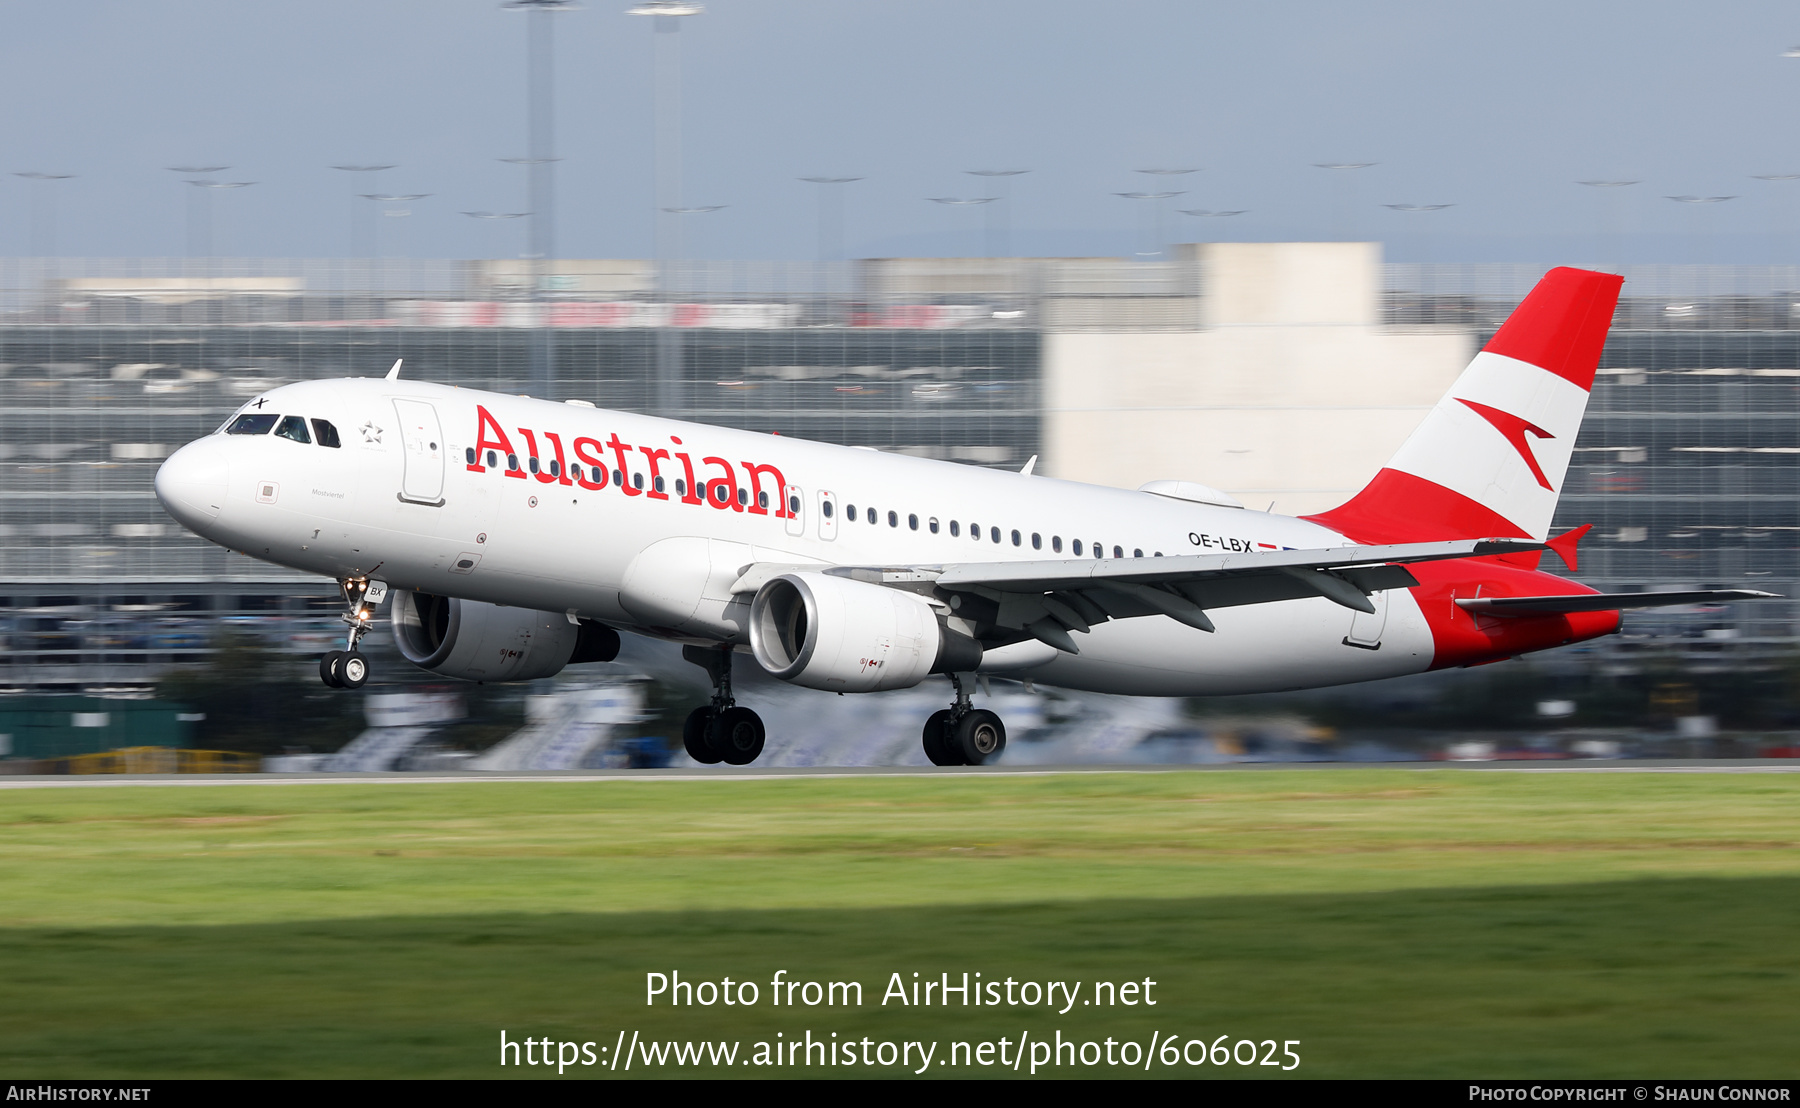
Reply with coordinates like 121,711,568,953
1306,266,1623,544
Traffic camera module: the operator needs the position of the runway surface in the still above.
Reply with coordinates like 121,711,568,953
2,760,1799,789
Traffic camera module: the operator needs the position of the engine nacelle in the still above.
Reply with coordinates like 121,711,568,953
390,589,619,683
749,572,974,692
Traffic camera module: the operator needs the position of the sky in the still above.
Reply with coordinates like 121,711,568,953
3,0,1800,263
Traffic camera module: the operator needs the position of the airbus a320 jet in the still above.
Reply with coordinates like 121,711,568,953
154,267,1770,766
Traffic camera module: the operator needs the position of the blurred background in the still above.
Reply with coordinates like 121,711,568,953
5,0,1800,771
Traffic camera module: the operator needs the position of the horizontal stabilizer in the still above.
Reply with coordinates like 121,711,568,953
1456,589,1779,616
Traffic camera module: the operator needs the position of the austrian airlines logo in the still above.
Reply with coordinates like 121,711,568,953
1459,399,1555,490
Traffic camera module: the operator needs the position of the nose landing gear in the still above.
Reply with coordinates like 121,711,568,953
681,644,766,766
319,577,386,689
923,673,1007,766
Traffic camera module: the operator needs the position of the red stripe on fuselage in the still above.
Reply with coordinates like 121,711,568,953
1303,469,1617,668
1480,267,1623,391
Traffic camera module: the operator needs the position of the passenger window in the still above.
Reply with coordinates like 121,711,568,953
908,513,919,531
1052,536,1062,553
654,474,664,493
991,526,1001,543
739,488,749,506
1010,529,1021,547
1113,545,1123,558
1072,539,1082,556
508,454,519,471
823,499,835,518
612,469,624,487
312,419,342,448
634,473,644,490
928,517,939,534
465,447,476,465
889,510,899,528
1133,548,1144,558
676,479,686,496
847,503,857,520
1031,533,1042,550
529,457,540,474
487,450,498,468
552,460,563,478
949,520,960,537
226,413,279,436
759,491,770,509
789,494,802,515
274,415,311,444
867,507,877,524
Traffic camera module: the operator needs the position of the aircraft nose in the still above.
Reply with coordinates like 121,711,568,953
155,438,230,533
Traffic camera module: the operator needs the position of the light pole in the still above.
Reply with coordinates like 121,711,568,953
360,194,430,257
630,0,702,419
504,0,577,400
1113,191,1184,260
330,164,395,257
1381,203,1453,264
661,205,725,267
927,197,997,257
966,169,1029,257
166,166,227,258
462,211,530,260
1314,162,1376,240
1179,207,1248,239
1135,170,1196,258
183,179,256,257
1578,180,1638,270
630,1,703,278
1666,195,1736,264
12,172,75,256
799,176,862,262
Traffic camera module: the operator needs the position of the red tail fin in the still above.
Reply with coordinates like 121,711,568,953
1306,267,1622,544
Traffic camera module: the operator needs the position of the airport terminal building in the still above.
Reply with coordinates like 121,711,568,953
1,243,1794,691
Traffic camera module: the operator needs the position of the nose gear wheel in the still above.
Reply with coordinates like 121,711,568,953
319,577,384,689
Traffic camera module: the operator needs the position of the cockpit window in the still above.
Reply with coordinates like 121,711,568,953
311,419,341,448
226,413,280,436
274,415,312,444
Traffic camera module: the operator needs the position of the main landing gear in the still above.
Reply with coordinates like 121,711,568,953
320,577,386,689
922,673,1007,766
682,644,766,766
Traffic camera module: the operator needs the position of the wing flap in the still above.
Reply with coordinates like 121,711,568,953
931,538,1539,594
1456,589,1779,616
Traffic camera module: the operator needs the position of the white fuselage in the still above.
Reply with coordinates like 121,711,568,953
155,377,1438,696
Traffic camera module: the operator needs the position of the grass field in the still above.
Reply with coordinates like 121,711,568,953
1,768,1797,1078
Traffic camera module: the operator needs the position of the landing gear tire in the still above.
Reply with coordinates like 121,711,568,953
922,709,961,766
710,706,765,766
683,706,722,765
339,651,369,689
319,651,345,688
954,709,1006,765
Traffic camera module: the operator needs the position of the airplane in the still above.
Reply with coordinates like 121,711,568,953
153,266,1772,766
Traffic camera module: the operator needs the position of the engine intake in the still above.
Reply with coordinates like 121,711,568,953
391,589,619,683
749,572,975,692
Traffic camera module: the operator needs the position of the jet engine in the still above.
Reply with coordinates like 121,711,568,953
749,572,979,692
390,589,619,683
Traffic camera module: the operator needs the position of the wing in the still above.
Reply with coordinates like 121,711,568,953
732,538,1545,656
1456,589,1779,616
